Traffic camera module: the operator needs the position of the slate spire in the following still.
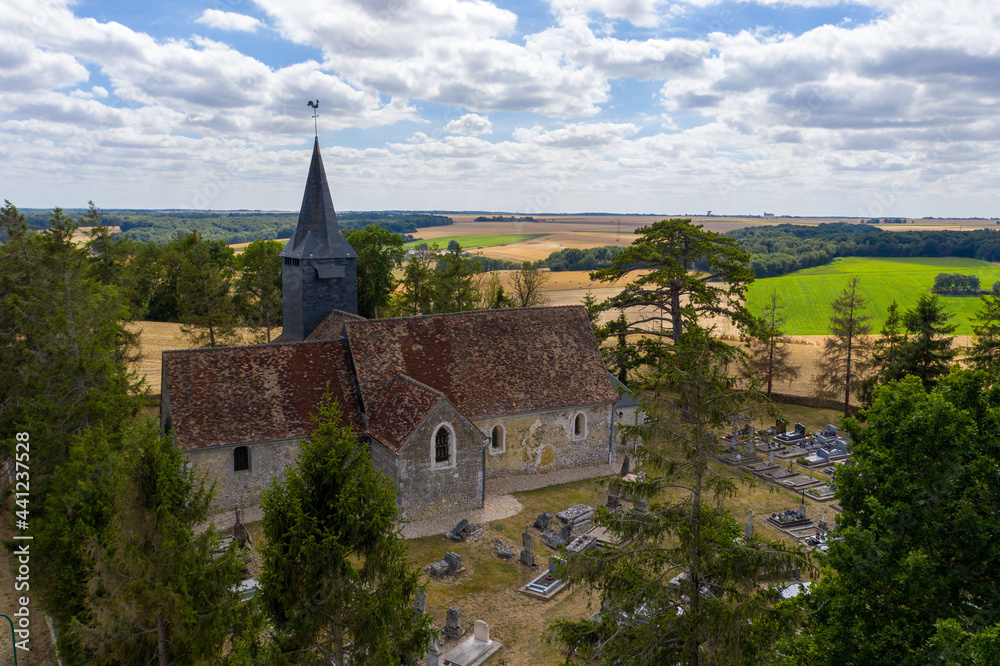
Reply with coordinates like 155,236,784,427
280,138,357,260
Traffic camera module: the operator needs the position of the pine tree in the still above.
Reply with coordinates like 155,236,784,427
70,419,245,665
179,235,240,347
399,249,436,315
899,293,957,389
431,242,480,313
860,301,907,406
258,396,433,665
744,290,799,399
967,292,1000,378
815,277,872,417
552,329,806,665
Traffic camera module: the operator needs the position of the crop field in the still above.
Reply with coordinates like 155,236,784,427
746,257,1000,335
403,233,547,250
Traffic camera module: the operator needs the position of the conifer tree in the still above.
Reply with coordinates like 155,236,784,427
899,293,957,389
258,397,433,665
71,420,245,665
744,290,799,399
552,329,806,665
860,301,906,406
179,235,240,347
815,277,871,417
967,291,1000,378
431,242,481,313
399,248,436,315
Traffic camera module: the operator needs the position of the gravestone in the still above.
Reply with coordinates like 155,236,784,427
620,455,631,476
541,531,565,549
746,439,755,456
776,419,787,433
446,519,469,541
426,633,443,666
606,490,620,511
234,505,249,548
474,619,490,642
443,606,464,640
444,552,462,575
519,530,535,566
557,522,572,542
414,587,426,614
769,451,775,465
533,512,552,530
745,510,754,540
496,544,513,559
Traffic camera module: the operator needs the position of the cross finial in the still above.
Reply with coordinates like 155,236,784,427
307,99,320,137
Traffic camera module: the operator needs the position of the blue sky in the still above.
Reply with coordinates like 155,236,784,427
1,0,998,217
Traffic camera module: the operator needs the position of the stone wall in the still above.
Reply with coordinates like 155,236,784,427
184,439,300,514
476,402,614,479
392,400,486,521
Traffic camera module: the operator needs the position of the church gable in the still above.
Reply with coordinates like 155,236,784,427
366,374,447,452
344,306,619,420
162,340,363,450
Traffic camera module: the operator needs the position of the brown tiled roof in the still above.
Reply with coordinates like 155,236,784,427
345,306,618,420
306,309,366,341
366,374,444,452
163,340,362,450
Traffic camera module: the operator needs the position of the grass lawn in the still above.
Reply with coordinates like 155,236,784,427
403,234,547,250
746,256,1000,334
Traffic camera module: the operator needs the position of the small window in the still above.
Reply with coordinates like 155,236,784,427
234,446,250,472
435,428,450,463
574,413,585,437
491,425,505,452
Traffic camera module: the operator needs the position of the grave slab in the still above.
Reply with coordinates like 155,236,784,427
440,620,502,666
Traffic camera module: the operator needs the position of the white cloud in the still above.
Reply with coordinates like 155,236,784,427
195,9,264,33
444,113,492,136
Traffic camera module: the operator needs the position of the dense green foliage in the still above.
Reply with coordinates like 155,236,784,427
727,223,1000,278
746,257,1000,334
234,240,284,343
258,397,432,664
540,245,625,271
784,371,1000,665
344,225,405,318
932,272,982,295
816,277,872,416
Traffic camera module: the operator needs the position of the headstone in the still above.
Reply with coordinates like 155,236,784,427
606,490,620,511
444,606,464,640
818,517,828,532
745,510,754,540
794,423,806,435
533,512,552,530
426,633,443,666
548,555,561,574
620,455,631,476
234,505,248,548
444,551,462,575
558,522,573,543
745,439,755,456
496,544,513,559
776,419,786,433
541,531,565,549
519,530,534,566
769,451,775,465
799,492,807,517
474,620,490,642
414,587,426,614
446,518,469,542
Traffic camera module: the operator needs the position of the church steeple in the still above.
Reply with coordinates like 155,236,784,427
280,138,357,261
280,139,359,341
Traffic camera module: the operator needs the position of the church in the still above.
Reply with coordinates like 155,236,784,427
160,139,636,520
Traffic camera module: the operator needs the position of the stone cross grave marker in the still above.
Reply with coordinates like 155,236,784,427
519,530,534,566
444,606,464,640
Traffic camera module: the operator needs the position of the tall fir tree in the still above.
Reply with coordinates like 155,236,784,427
815,277,871,417
967,291,1000,378
860,300,907,406
744,290,799,399
431,242,480,313
899,293,957,389
258,397,433,665
552,329,806,665
398,249,436,315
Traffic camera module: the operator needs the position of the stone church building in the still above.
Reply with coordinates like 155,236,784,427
160,140,634,520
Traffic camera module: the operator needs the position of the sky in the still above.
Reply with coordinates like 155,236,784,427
1,0,999,218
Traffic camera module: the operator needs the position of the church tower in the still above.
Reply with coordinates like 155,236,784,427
279,138,358,341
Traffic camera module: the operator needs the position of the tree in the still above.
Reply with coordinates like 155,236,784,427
344,225,404,318
398,249,436,315
70,420,246,665
590,219,757,372
599,311,639,385
179,233,240,347
967,291,1000,377
552,330,805,665
475,270,516,310
744,290,799,399
899,293,957,389
234,239,283,342
259,397,433,664
815,277,871,417
510,261,549,307
784,371,1000,665
860,301,906,406
431,242,480,313
84,202,151,320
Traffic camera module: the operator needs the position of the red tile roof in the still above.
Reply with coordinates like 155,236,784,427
163,340,363,450
306,309,365,341
366,374,445,452
345,306,618,420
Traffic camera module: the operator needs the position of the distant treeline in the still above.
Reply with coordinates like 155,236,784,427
24,209,452,244
473,215,536,222
726,223,1000,278
932,273,1000,296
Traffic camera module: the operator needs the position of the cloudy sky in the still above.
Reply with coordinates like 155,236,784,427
2,0,998,217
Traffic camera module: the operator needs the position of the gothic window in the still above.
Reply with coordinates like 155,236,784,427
435,427,450,463
234,446,250,472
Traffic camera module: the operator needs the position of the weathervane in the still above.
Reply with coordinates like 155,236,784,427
307,99,319,137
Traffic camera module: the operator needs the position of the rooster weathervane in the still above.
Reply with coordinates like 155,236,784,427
307,100,319,137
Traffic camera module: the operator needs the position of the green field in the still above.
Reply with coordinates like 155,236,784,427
403,233,546,250
746,257,1000,335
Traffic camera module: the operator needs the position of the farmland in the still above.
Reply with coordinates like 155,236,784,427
746,256,1000,335
402,233,546,250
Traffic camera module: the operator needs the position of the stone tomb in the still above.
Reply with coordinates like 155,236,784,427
426,551,464,578
520,556,568,600
556,504,595,531
440,620,503,666
566,533,599,553
804,484,836,501
774,422,808,445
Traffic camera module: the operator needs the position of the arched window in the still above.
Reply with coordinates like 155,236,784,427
435,427,451,463
574,413,586,439
234,446,250,472
491,425,503,451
